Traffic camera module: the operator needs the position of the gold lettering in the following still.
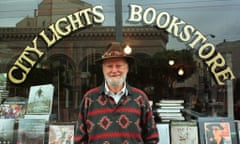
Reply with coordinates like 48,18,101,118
20,51,36,69
198,43,215,59
156,12,171,29
189,31,206,49
55,17,71,36
79,8,92,25
39,26,57,47
67,12,84,31
214,67,235,85
206,52,225,69
143,7,156,24
93,6,104,23
179,25,195,42
166,16,185,37
25,37,44,58
14,57,32,74
128,4,143,22
49,24,62,41
8,66,27,84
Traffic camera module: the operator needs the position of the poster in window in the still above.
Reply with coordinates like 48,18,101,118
198,117,238,144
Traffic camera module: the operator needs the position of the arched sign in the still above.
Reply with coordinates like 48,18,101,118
7,4,235,85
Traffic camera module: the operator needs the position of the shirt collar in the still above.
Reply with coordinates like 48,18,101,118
104,81,128,96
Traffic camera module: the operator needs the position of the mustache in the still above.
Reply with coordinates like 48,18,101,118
104,73,127,87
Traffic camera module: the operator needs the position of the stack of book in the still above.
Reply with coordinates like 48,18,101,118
155,99,185,122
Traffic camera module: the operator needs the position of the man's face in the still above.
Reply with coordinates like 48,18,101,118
102,58,129,87
211,126,223,138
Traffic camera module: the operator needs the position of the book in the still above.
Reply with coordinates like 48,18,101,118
17,119,46,144
48,123,75,144
24,114,51,121
159,112,182,117
0,73,9,99
26,84,54,114
160,116,185,121
156,109,181,113
25,84,54,121
170,121,198,144
156,103,183,107
156,123,170,144
198,117,238,144
155,99,185,122
159,99,184,104
1,96,27,120
0,119,15,144
235,120,240,144
158,106,184,109
1,103,26,119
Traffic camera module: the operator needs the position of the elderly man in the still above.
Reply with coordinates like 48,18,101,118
75,42,159,144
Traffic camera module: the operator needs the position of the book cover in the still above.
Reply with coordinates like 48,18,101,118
170,121,198,144
1,96,27,119
1,103,26,119
26,84,54,115
235,120,240,144
48,123,74,144
156,123,170,144
0,119,15,144
198,117,238,144
17,119,46,144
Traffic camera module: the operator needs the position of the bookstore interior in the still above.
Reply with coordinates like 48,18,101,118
0,0,240,143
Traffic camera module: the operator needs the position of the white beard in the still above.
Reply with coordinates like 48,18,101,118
104,72,127,87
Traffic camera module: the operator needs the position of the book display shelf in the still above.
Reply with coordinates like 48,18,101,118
1,92,240,144
0,84,77,144
155,99,240,144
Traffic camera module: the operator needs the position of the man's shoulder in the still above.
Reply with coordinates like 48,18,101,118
83,86,102,97
129,86,146,95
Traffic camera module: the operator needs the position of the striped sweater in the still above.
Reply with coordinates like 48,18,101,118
75,83,159,144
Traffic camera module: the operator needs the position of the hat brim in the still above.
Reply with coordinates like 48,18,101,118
206,123,224,130
95,56,135,64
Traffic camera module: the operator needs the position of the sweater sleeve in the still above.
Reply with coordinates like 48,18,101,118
142,96,159,144
74,97,88,144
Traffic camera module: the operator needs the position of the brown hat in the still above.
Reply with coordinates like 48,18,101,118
206,123,224,130
96,42,134,64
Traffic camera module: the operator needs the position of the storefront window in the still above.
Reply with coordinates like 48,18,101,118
0,0,240,122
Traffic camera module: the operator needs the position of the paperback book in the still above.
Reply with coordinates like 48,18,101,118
25,84,54,121
1,96,27,119
17,119,46,144
48,123,75,144
1,103,26,119
198,117,238,144
235,120,240,144
170,121,198,144
156,99,185,122
0,119,15,144
156,123,170,144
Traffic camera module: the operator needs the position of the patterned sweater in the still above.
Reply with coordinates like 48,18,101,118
75,83,159,144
